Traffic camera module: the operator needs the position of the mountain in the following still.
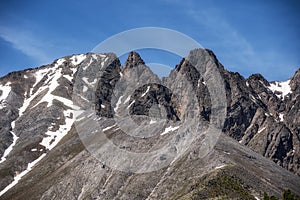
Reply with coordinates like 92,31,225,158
0,49,299,199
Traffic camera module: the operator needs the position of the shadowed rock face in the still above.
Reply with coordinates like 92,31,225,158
0,49,299,199
128,83,180,122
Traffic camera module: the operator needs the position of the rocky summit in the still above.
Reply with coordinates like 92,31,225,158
0,49,299,199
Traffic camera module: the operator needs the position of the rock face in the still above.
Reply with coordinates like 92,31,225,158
0,49,299,199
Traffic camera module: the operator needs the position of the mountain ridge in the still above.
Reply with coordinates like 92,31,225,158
0,49,299,199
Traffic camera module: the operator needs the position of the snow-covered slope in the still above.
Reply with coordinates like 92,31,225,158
0,53,113,197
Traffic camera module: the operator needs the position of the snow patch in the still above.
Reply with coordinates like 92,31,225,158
31,68,65,108
83,57,97,70
0,83,11,109
63,74,73,82
124,96,130,104
70,54,86,65
83,86,88,92
103,124,117,132
82,77,97,87
40,109,74,150
0,131,19,164
32,68,49,91
258,127,266,134
0,153,46,197
92,54,98,60
20,62,78,111
215,164,227,169
279,113,284,122
114,95,123,112
101,104,105,108
268,80,292,99
55,58,65,67
141,86,150,97
127,100,135,109
149,119,156,124
161,126,180,136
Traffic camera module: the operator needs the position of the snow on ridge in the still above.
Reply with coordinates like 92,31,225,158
0,83,11,109
32,68,49,92
114,95,123,112
0,131,19,164
30,68,62,109
161,126,180,136
70,54,86,65
0,56,83,196
268,79,292,99
0,153,46,197
30,66,77,110
83,58,93,70
55,58,65,67
141,86,150,97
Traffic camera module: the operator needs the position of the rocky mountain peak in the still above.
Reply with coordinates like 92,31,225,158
124,51,145,69
290,68,300,92
248,73,269,86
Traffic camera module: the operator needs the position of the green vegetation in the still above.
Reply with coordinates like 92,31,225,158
263,190,300,200
170,167,255,199
283,190,300,200
263,192,279,200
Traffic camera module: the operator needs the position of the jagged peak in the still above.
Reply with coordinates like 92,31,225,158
174,48,225,76
289,68,300,92
124,51,145,69
247,73,269,86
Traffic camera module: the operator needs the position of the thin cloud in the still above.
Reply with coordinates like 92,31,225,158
0,26,51,65
164,0,260,72
186,8,255,57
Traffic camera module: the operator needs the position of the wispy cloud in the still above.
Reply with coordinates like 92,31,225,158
0,26,51,65
163,0,263,70
185,7,255,63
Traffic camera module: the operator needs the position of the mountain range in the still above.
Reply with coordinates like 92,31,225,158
0,49,299,199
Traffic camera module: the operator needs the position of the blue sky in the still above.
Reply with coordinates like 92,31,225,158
0,0,299,81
